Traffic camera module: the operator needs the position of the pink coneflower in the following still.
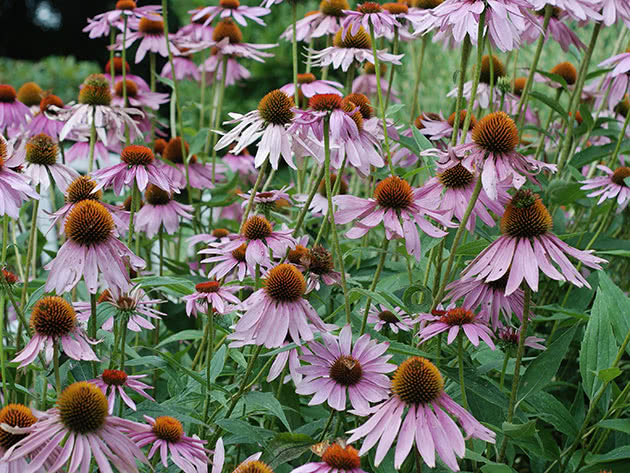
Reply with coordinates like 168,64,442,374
444,276,528,330
529,0,603,22
600,0,630,26
416,112,463,143
179,8,215,42
447,55,505,110
211,18,276,62
104,57,151,92
367,304,415,333
127,415,207,473
266,341,302,384
298,244,343,291
161,53,201,81
5,381,148,473
201,52,252,86
347,356,495,470
418,307,496,349
0,135,40,220
297,324,394,411
44,200,145,294
188,228,234,246
291,443,368,473
200,241,249,281
0,84,31,134
92,144,176,195
280,1,349,42
0,404,48,473
112,78,169,109
535,61,578,90
498,326,546,351
598,51,630,110
191,0,270,27
83,0,161,38
352,63,400,103
342,2,400,39
91,369,155,414
64,128,111,166
183,280,242,316
25,94,67,139
161,136,226,189
135,184,193,238
239,185,292,209
223,148,257,183
310,27,403,72
20,133,79,193
523,8,586,52
461,190,607,295
229,263,328,348
119,14,179,63
581,165,630,210
280,73,343,100
334,176,453,261
12,296,98,368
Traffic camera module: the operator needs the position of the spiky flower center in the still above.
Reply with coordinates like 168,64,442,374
437,308,476,325
220,0,240,8
322,444,361,470
329,355,363,386
343,101,364,131
320,0,349,16
212,228,230,238
472,111,519,153
309,93,343,112
288,245,309,265
102,369,128,386
306,245,334,275
258,90,295,125
392,356,444,405
550,62,577,85
67,176,102,203
145,184,171,206
374,176,413,210
612,166,630,186
499,327,520,346
17,82,43,106
414,112,440,129
58,382,109,434
242,215,273,240
512,77,527,96
116,0,137,10
115,79,139,98
0,85,17,103
138,15,164,34
342,93,372,119
79,74,112,106
358,2,382,13
500,190,552,238
213,18,243,43
65,200,114,246
105,57,130,75
298,73,316,84
264,264,306,302
233,460,275,473
448,110,476,130
383,2,409,14
25,133,58,166
318,174,348,196
333,27,371,49
196,281,221,293
121,144,155,166
479,55,505,85
232,243,247,262
378,310,399,323
163,137,189,164
40,94,64,113
438,163,474,189
30,296,77,337
153,138,167,155
0,404,37,449
152,416,183,443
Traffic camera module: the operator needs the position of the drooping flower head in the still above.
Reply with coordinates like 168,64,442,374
121,13,180,63
0,135,40,220
580,165,630,210
280,0,350,42
22,132,79,192
135,184,194,238
83,0,161,38
16,81,44,107
183,280,242,316
162,136,226,188
341,2,400,39
418,307,495,349
190,0,271,27
367,304,416,333
25,93,68,138
91,369,155,414
112,78,169,109
200,241,249,281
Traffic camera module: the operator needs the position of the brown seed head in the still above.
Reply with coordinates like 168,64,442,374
145,184,171,206
79,74,112,106
0,85,17,103
152,416,184,443
105,57,130,75
447,110,476,130
258,90,295,125
67,176,102,203
391,356,444,405
101,369,129,386
322,444,361,470
550,61,577,86
383,2,409,14
213,18,243,43
329,355,363,386
115,79,139,98
138,15,164,34
116,0,137,10
40,94,64,113
17,82,43,106
500,189,552,238
25,133,58,166
472,111,519,153
242,215,273,240
333,27,371,49
65,200,115,246
438,163,474,189
373,176,413,210
163,137,189,164
612,166,630,186
121,144,155,166
479,55,506,84
0,404,37,449
320,0,350,16
58,382,109,434
342,93,373,119
264,264,306,302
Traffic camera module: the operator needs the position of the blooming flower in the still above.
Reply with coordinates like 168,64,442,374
599,0,630,26
266,341,302,384
12,296,98,368
0,404,49,473
522,8,586,53
529,0,603,22
280,73,343,100
334,176,454,261
25,94,68,139
498,326,546,351
580,165,630,210
367,304,416,333
91,369,155,414
201,52,252,86
347,356,495,471
229,263,328,348
461,190,607,295
200,241,249,281
299,244,343,291
127,415,208,473
290,443,368,473
83,0,161,38
191,0,270,27
183,280,242,316
297,325,395,411
4,382,148,473
0,135,40,220
341,2,400,39
21,133,79,193
161,52,201,81
112,78,169,109
447,55,505,110
118,13,179,63
162,136,226,189
352,62,399,103
418,307,496,349
44,200,145,294
135,184,193,238
598,51,630,110
280,0,349,42
296,173,349,216
0,84,31,135
211,18,276,62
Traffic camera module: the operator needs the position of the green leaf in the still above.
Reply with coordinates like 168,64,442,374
210,344,227,383
156,329,203,349
571,140,630,168
596,419,630,435
189,128,211,156
598,272,630,354
529,91,567,122
502,420,537,438
481,465,518,473
245,391,291,431
266,433,315,469
455,239,491,257
411,126,433,151
529,391,579,438
596,367,622,382
135,276,196,297
216,419,274,445
586,446,630,464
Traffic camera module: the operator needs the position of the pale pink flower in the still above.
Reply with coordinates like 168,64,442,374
83,1,161,38
183,280,242,316
91,369,155,414
191,2,270,27
418,307,495,349
580,164,630,210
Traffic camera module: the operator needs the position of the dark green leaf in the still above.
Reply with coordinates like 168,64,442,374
266,433,315,469
246,391,291,431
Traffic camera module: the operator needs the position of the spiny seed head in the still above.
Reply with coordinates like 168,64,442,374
513,77,527,96
306,245,334,275
374,176,413,210
65,200,115,246
333,27,371,49
479,55,505,84
297,73,316,84
40,94,64,113
30,296,76,337
25,133,58,166
121,144,155,166
145,184,171,206
320,0,350,16
105,57,130,75
0,85,17,103
342,93,373,119
258,90,295,125
233,460,275,473
58,382,108,434
213,18,243,43
378,310,399,323
17,82,43,106
288,244,309,265
116,0,137,10
152,416,184,443
97,289,113,304
383,2,409,14
212,228,230,238
358,2,383,13
500,189,552,238
322,444,361,470
264,263,306,302
438,163,474,189
436,307,476,325
392,357,444,405
242,215,273,240
153,138,167,155
115,79,139,98
0,404,37,449
163,137,189,164
309,93,343,111
79,74,112,106
220,0,240,9
232,243,247,262
550,61,577,86
472,111,519,153
612,167,630,186
66,175,102,203
196,281,221,293
448,110,476,130
101,369,128,386
138,15,164,34
414,112,441,129
329,355,363,386
318,174,348,196
343,101,364,131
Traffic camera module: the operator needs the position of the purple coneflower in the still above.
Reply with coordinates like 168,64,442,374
522,8,586,52
342,2,400,39
229,263,328,348
161,136,226,189
461,190,606,295
296,173,348,216
12,296,98,368
280,73,343,100
266,341,302,384
127,415,207,473
179,8,215,42
104,57,151,92
21,133,79,193
291,443,367,473
5,382,148,473
0,404,48,472
201,241,249,281
223,147,257,183
161,52,201,81
352,62,399,103
0,84,31,134
120,13,179,63
334,176,453,261
447,55,505,110
202,51,252,86
25,94,67,139
0,135,40,220
135,184,193,238
600,0,630,26
297,324,394,411
598,51,630,110
418,307,495,349
64,129,111,166
367,304,415,333
580,165,630,210
112,78,169,109
83,0,161,38
183,280,241,316
280,0,349,42
529,0,602,22
44,200,145,294
239,185,292,208
191,0,270,27
211,18,276,62
298,244,343,291
498,326,546,351
535,61,578,90
347,356,496,471
91,369,155,414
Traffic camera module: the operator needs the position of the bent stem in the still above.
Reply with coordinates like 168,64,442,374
360,236,390,336
459,9,486,143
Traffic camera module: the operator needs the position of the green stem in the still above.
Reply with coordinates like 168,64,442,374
457,331,469,409
199,49,208,130
240,159,269,231
159,225,164,277
108,31,116,89
119,316,129,372
384,27,399,110
410,35,428,124
499,350,509,390
202,309,215,434
87,110,97,173
460,9,486,143
291,1,299,106
211,57,229,185
90,293,98,377
314,157,347,246
0,217,6,393
292,165,326,237
127,182,139,248
606,85,630,169
533,88,563,163
450,37,471,145
121,15,130,145
360,236,390,335
20,185,40,308
53,341,61,396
